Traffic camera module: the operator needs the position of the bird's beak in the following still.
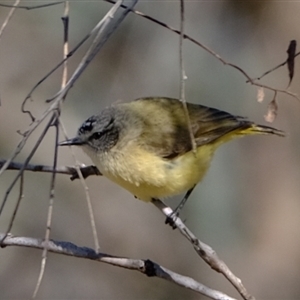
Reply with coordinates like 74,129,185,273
59,137,84,146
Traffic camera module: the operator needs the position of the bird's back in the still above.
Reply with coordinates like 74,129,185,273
123,97,283,159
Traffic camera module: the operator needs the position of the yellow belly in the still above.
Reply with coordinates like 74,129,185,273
84,143,215,202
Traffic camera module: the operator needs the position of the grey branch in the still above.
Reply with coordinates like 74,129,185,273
0,159,101,180
152,199,255,300
0,233,236,300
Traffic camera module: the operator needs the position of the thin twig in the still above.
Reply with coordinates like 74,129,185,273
0,0,20,42
33,5,71,294
58,118,101,252
45,0,130,104
0,233,237,300
178,0,196,153
0,1,63,10
251,53,300,82
0,0,20,106
0,173,24,244
0,116,54,218
32,114,60,299
0,106,54,177
61,1,69,92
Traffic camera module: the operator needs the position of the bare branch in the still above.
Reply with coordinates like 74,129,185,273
0,160,101,179
0,233,237,300
61,1,69,91
251,43,300,82
33,113,60,298
0,173,24,244
0,0,20,106
0,0,19,42
152,199,255,300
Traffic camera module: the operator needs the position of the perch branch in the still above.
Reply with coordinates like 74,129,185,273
0,233,237,300
152,199,255,300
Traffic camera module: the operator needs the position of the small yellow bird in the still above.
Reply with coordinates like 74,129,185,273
60,97,284,212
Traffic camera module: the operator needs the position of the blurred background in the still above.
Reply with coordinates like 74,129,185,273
0,1,300,299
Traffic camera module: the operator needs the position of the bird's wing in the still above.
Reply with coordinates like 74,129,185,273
132,97,247,159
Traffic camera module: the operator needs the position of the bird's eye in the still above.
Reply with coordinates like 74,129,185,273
79,118,95,133
90,132,102,140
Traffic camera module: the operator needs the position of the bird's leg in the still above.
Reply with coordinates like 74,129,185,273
165,186,196,228
175,186,196,214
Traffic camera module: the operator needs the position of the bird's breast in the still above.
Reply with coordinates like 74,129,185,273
83,143,215,202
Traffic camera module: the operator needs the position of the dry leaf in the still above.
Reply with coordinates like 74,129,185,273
264,98,278,123
287,40,297,86
257,87,265,103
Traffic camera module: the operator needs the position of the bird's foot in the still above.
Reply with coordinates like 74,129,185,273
165,211,179,229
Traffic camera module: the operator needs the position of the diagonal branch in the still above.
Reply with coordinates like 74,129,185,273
152,199,255,300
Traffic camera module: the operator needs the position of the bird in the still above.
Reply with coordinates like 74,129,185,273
60,97,284,215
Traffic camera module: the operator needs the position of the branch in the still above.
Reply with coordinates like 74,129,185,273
152,199,255,300
0,1,64,10
178,0,196,153
0,233,237,300
0,0,19,42
0,159,101,180
0,0,20,106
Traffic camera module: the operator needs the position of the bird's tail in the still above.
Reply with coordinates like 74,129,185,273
234,123,285,137
205,122,285,150
188,103,285,147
